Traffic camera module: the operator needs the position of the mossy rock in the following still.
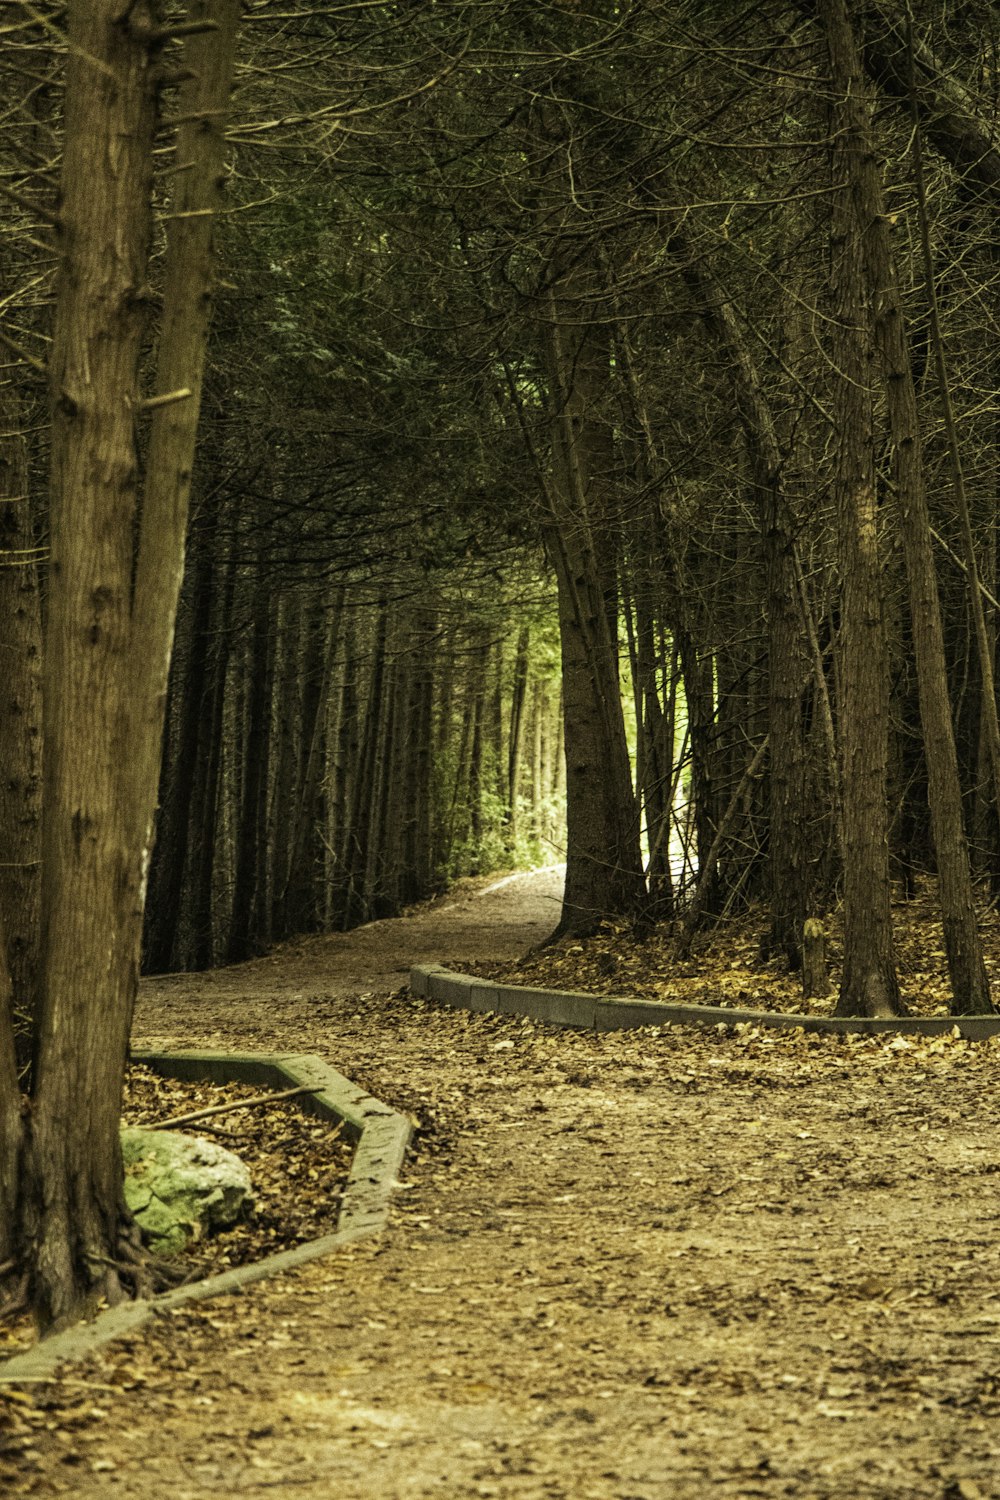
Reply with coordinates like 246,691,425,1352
121,1128,253,1257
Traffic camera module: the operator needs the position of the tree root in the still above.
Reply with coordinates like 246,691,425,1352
0,1270,29,1322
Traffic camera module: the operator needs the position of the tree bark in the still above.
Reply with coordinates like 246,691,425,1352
29,0,162,1329
829,0,995,1016
506,625,531,852
17,0,239,1328
817,0,904,1019
227,582,275,962
144,498,221,972
0,360,41,1060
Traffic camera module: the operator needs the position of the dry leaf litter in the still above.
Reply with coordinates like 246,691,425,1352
2,868,1000,1500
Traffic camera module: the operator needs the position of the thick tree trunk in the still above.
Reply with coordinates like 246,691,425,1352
28,0,161,1328
533,118,645,938
818,0,904,1019
17,0,239,1328
549,520,646,936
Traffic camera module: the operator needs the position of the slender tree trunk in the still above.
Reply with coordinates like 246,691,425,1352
365,632,398,914
506,625,531,852
144,501,219,972
468,643,486,864
676,625,718,903
279,589,342,935
825,0,995,1015
678,737,770,955
186,539,236,971
227,584,275,962
341,604,388,926
911,100,1000,859
0,367,41,1058
0,922,20,1269
268,590,304,939
329,611,358,923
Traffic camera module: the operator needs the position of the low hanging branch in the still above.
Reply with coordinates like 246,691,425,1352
152,1084,315,1132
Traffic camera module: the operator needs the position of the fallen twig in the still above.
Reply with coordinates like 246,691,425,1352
0,1375,124,1389
150,1084,315,1131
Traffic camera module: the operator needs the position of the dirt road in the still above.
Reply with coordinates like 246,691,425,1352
10,867,1000,1499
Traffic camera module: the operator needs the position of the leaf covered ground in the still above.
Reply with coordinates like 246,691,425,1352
2,869,1000,1499
476,878,1000,1019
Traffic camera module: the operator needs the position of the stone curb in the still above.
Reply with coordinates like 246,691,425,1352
0,1051,411,1383
410,964,1000,1039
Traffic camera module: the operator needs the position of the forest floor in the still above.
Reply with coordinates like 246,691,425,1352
4,866,1000,1500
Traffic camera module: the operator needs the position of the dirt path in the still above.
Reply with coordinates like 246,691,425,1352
11,867,1000,1499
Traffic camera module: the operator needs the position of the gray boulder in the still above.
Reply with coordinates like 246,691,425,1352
121,1127,253,1256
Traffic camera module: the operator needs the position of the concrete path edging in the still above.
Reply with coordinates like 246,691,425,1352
0,1050,411,1383
410,963,1000,1039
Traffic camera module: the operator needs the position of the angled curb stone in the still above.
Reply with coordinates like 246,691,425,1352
411,964,1000,1039
0,1050,411,1384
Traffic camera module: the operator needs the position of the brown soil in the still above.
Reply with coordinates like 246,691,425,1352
4,867,1000,1500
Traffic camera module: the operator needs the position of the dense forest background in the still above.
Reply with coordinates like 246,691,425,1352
6,0,1000,1028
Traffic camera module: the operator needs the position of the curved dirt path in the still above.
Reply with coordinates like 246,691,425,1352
10,867,1000,1499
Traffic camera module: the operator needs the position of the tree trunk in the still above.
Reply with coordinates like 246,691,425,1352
542,305,646,936
186,538,236,971
341,604,388,926
278,589,342,935
227,583,275,962
144,499,220,972
830,0,994,1016
28,0,162,1328
818,0,904,1019
0,364,41,1060
506,625,531,852
329,611,358,924
12,0,238,1328
0,926,21,1269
